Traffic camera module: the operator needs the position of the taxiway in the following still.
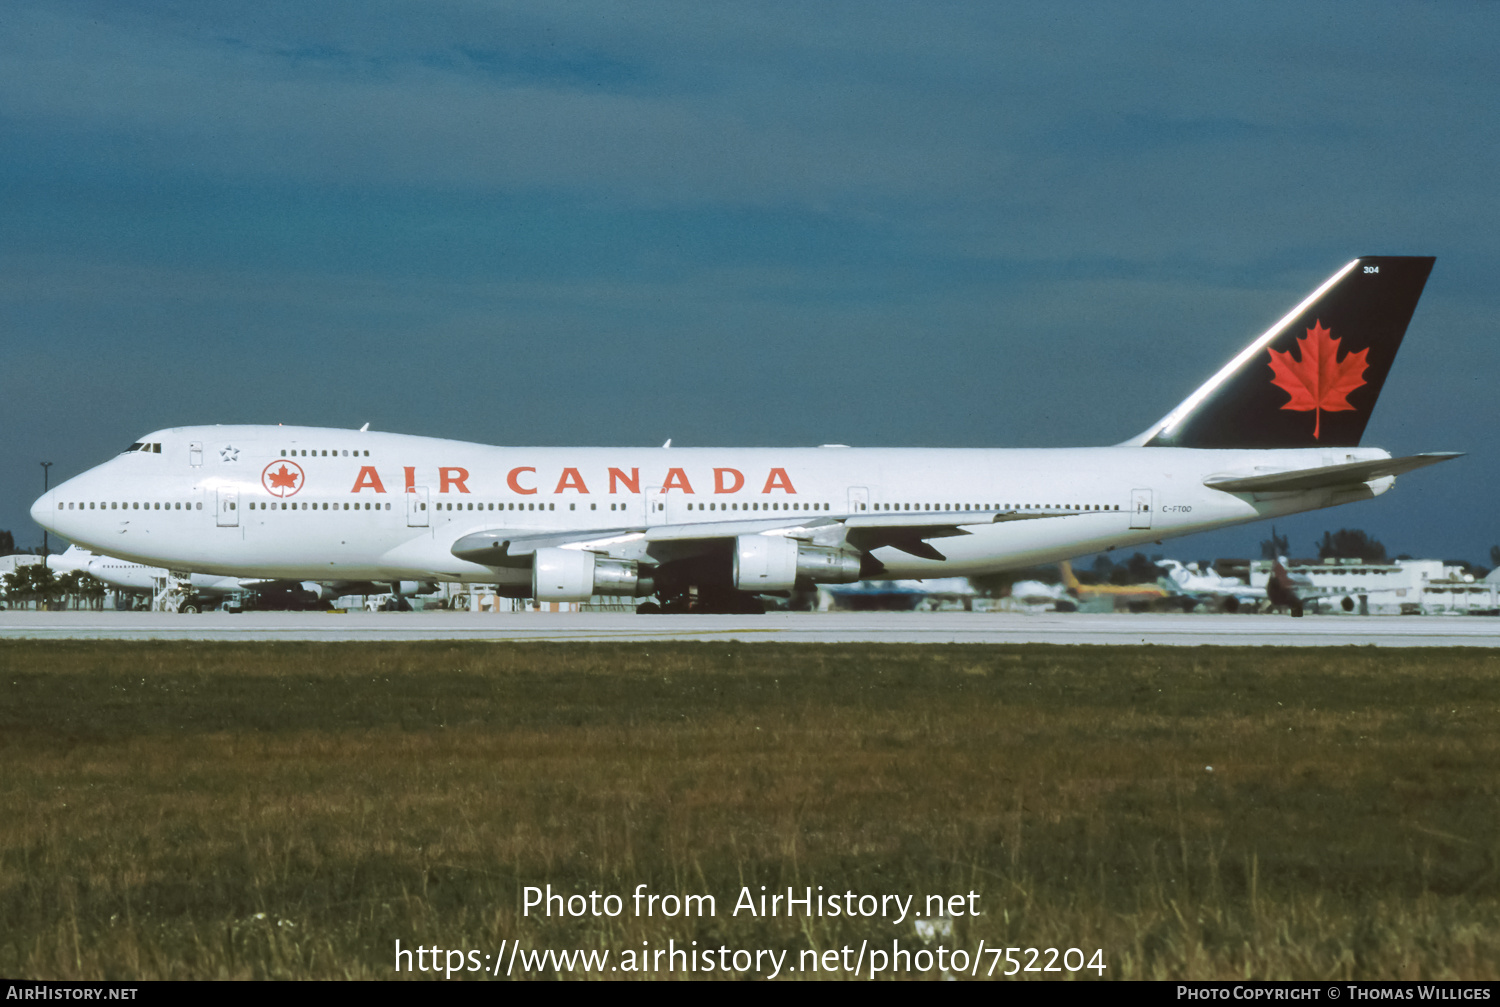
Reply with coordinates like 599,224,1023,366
2,611,1498,646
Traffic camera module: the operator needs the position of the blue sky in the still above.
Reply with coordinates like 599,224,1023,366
3,2,1496,564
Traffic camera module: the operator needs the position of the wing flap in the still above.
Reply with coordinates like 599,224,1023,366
845,526,964,560
451,527,643,567
644,516,841,540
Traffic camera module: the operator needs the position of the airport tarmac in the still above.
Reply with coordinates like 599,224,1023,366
2,610,1499,645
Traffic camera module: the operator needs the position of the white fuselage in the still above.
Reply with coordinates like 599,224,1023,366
32,425,1393,585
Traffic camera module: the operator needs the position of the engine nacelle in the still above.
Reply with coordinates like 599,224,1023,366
532,547,648,602
733,535,861,592
397,581,436,597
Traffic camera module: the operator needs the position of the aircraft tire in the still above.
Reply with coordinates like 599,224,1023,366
1223,596,1240,614
1291,601,1305,618
695,588,765,615
181,604,199,615
636,602,663,615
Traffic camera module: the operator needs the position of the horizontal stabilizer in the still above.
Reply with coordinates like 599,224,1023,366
1204,452,1461,493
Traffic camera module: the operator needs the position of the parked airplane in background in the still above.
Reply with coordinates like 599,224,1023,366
1263,557,1352,618
1058,560,1172,610
1007,579,1074,609
819,577,981,611
46,544,433,612
47,545,240,611
1156,560,1266,612
32,257,1459,614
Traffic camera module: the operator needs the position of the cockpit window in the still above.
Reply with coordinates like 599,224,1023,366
122,442,162,453
125,442,144,453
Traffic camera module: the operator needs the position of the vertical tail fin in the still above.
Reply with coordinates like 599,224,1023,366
1129,256,1434,449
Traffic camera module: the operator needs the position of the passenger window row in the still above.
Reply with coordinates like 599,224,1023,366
868,502,1121,513
434,502,557,512
685,501,829,512
280,449,371,457
249,502,392,511
65,498,1119,516
64,501,201,511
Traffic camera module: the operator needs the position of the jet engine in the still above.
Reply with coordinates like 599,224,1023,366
397,581,436,597
732,535,861,592
532,547,650,602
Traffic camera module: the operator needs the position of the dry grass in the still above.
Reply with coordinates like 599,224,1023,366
1,641,1497,979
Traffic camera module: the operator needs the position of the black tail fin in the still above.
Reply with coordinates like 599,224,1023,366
1132,256,1434,449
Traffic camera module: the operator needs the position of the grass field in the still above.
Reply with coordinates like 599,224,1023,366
2,641,1497,980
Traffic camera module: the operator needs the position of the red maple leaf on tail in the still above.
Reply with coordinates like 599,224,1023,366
267,465,299,490
1267,320,1368,439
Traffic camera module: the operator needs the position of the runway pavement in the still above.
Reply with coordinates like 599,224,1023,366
3,610,1499,645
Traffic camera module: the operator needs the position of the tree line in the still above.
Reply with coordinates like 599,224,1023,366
0,563,108,610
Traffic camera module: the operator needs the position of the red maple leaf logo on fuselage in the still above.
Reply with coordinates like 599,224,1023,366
261,460,305,497
1267,320,1368,439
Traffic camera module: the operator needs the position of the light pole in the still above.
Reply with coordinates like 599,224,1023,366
40,461,52,556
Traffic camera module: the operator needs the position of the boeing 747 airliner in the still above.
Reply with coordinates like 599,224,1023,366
32,257,1458,613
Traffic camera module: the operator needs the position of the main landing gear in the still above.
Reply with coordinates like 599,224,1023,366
638,586,765,615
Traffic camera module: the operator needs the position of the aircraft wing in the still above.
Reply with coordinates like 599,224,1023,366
451,520,841,567
1204,452,1461,493
844,509,1082,560
451,509,1082,567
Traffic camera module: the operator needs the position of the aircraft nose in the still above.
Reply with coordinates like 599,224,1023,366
30,490,54,530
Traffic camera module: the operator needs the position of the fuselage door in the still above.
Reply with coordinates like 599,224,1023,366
189,442,203,467
644,486,667,527
1130,488,1153,530
407,487,430,528
216,488,239,527
847,486,870,515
